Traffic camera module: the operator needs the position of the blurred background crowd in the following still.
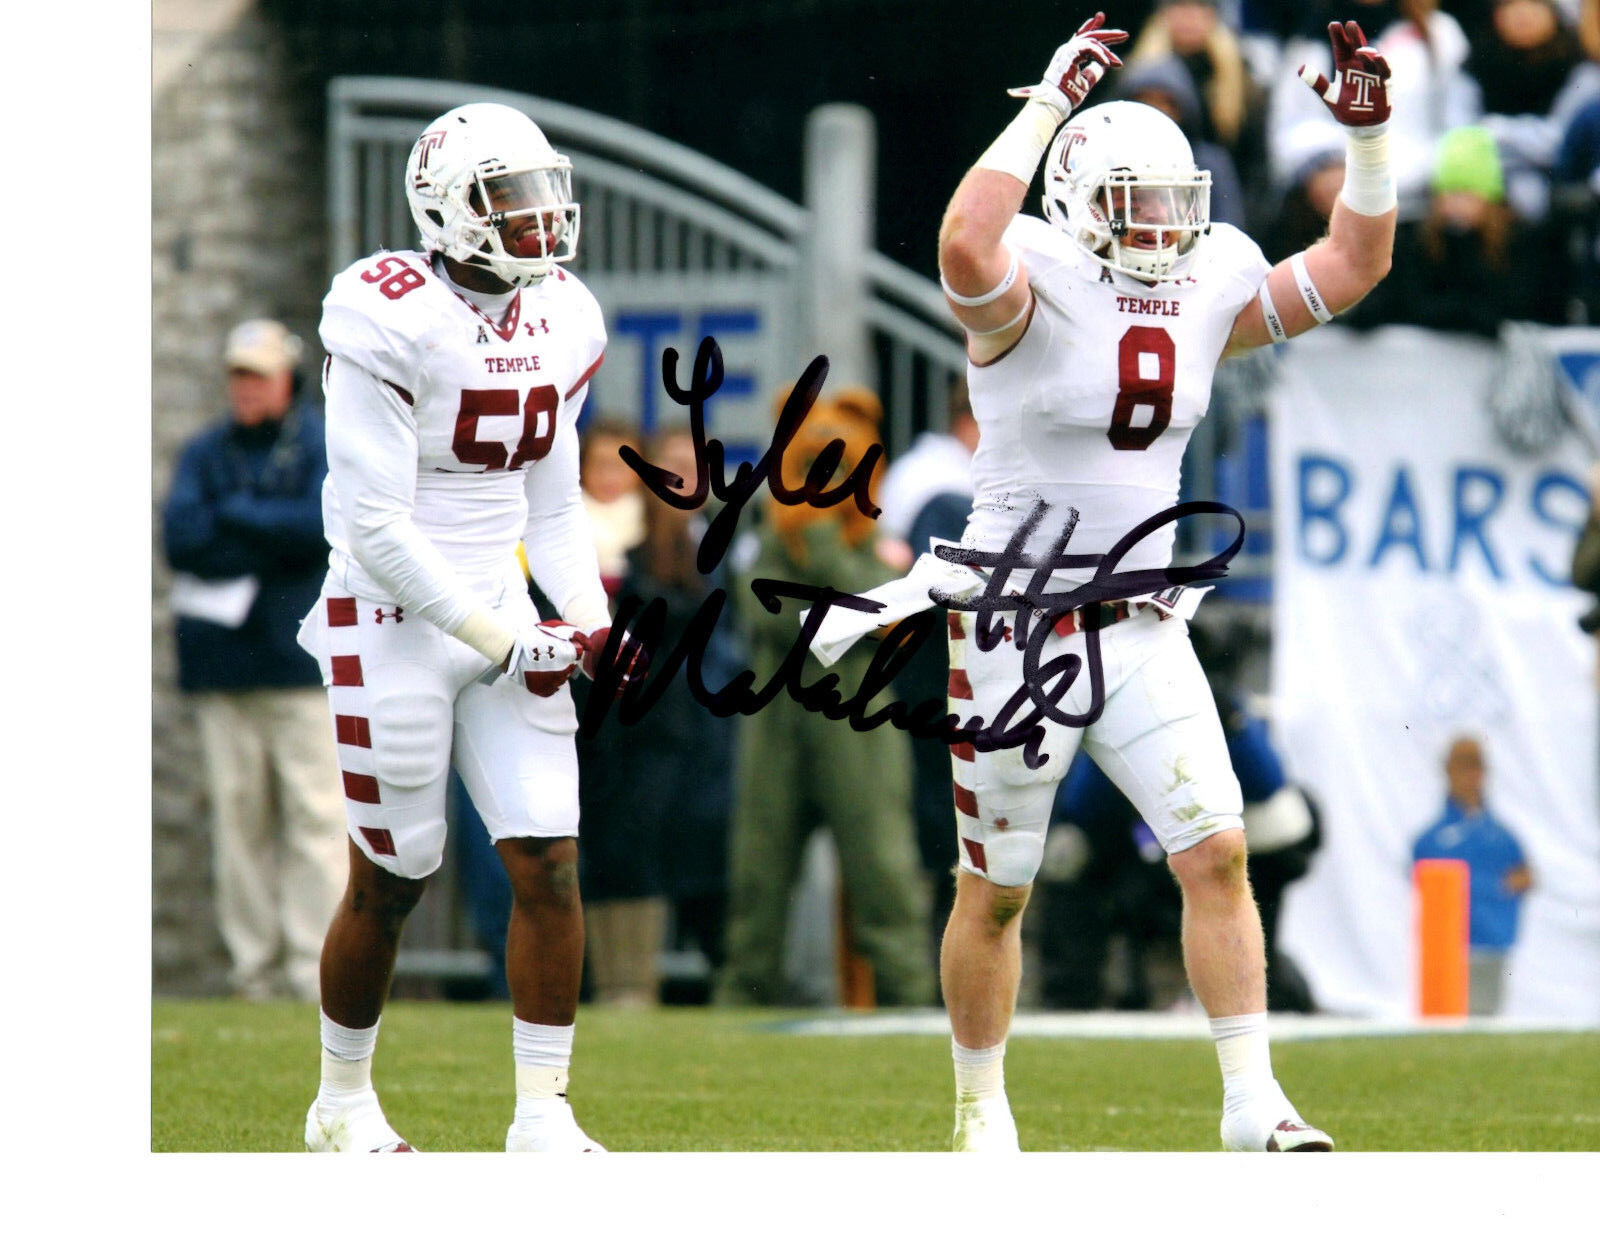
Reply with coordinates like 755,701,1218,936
153,0,1600,1019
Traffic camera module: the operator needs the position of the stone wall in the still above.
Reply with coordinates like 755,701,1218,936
152,3,328,994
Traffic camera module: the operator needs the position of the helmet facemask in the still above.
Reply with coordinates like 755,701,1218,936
1095,170,1210,281
406,107,582,289
459,165,581,285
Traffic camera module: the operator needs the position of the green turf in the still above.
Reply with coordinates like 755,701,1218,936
151,1000,1600,1152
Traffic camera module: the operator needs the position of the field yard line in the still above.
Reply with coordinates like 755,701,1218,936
768,1010,1600,1040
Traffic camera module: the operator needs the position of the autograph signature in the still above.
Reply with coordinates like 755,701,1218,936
580,339,1243,772
617,336,882,574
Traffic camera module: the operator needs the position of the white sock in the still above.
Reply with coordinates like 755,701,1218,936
952,1039,1006,1103
1210,1013,1284,1117
513,1019,574,1119
319,1011,379,1102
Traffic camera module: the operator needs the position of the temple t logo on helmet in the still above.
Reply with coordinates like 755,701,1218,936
405,103,581,288
1043,101,1211,283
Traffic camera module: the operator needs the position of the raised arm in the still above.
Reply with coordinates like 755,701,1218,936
938,13,1128,363
1227,20,1397,356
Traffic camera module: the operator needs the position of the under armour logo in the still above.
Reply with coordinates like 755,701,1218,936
525,318,549,337
1345,68,1379,112
374,607,404,624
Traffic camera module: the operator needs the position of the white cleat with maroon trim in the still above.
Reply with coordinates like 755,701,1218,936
506,1102,606,1153
305,1092,415,1152
1222,1108,1334,1152
952,1096,1022,1152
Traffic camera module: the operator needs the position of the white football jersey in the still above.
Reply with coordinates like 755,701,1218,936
318,250,606,614
963,216,1270,586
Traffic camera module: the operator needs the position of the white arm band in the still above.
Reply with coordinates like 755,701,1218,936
941,249,1019,307
1258,278,1289,344
1338,123,1396,217
975,97,1066,186
1289,251,1335,324
969,293,1032,337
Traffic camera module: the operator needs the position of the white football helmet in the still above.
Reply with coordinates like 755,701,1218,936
1042,101,1211,282
405,103,580,288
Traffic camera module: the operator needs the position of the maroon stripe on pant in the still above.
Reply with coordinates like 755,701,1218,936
359,825,396,856
952,741,975,763
948,668,973,701
327,596,358,627
331,655,364,687
334,714,372,748
953,783,979,819
343,771,381,804
947,612,965,639
961,838,988,873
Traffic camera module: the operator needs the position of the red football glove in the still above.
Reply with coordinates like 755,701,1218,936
1299,20,1391,127
1008,12,1130,116
575,624,649,697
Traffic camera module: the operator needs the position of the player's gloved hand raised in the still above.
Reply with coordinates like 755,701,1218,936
575,624,649,698
1300,20,1391,127
1008,12,1129,118
486,619,584,696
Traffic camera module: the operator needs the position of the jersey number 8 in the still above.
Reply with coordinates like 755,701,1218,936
1108,325,1174,451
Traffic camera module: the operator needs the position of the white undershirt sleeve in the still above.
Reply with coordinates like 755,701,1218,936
324,355,495,638
522,389,611,633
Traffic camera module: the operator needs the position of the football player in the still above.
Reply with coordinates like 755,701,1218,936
936,15,1395,1150
298,102,640,1152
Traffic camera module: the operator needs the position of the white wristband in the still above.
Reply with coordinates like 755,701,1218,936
975,97,1066,186
1339,123,1396,217
941,249,1019,307
1289,252,1334,324
452,607,517,665
1258,278,1289,344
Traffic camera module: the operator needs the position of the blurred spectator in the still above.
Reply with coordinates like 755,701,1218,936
578,419,644,596
1116,55,1250,225
1553,93,1600,317
569,417,656,1006
600,426,742,1003
899,489,977,976
876,379,978,542
1465,0,1600,224
1130,1,1256,152
161,318,347,1001
1260,119,1348,260
1581,0,1600,60
1351,125,1566,331
717,387,935,1007
1412,735,1533,1014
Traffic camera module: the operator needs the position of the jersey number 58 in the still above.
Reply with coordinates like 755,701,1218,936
452,386,559,470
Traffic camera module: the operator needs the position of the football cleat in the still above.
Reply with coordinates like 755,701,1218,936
304,1092,415,1153
506,1102,606,1153
1265,1119,1335,1152
1221,1109,1334,1152
952,1096,1022,1153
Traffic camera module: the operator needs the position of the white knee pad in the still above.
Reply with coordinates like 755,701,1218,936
975,829,1047,887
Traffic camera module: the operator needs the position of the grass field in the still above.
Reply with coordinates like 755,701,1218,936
151,1000,1600,1152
